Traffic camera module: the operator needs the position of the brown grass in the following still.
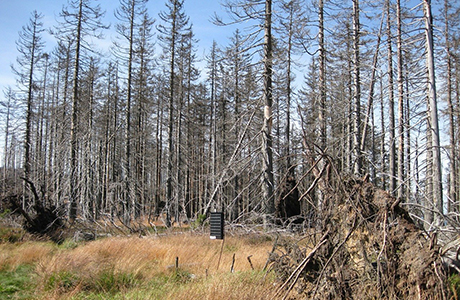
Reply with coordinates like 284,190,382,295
37,232,273,277
0,241,55,270
8,231,277,299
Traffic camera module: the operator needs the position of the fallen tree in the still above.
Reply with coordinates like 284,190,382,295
1,178,65,243
269,175,452,299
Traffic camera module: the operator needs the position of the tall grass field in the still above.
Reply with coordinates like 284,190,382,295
0,230,278,299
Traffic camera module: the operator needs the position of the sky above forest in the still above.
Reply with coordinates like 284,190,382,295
0,0,235,96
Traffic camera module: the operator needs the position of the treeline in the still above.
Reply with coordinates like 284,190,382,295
1,0,459,229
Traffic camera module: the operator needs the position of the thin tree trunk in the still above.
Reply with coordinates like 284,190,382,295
262,0,275,224
361,10,384,154
444,0,457,212
3,88,13,188
233,38,241,221
210,42,217,213
424,0,443,223
69,0,83,221
166,1,178,227
154,88,163,219
386,0,396,195
318,0,326,151
396,0,405,199
404,60,411,203
174,76,183,223
35,55,48,196
23,25,38,185
56,40,71,208
380,78,387,190
352,0,362,175
123,0,136,224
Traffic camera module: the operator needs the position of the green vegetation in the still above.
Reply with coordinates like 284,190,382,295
0,264,36,299
45,270,80,293
450,273,460,298
193,214,207,228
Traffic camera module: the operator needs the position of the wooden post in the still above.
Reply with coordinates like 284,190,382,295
247,255,254,270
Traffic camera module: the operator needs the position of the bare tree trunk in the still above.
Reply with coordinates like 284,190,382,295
315,0,326,210
380,78,387,190
69,0,83,221
100,65,114,219
2,88,13,188
386,0,396,195
318,0,326,151
404,60,411,203
35,55,48,198
174,72,183,223
232,37,241,221
423,0,443,223
361,10,384,155
154,85,163,219
23,25,38,185
346,33,353,174
121,0,136,224
17,12,45,209
444,0,457,212
396,0,405,199
208,41,218,212
111,63,121,218
352,0,362,175
261,0,275,225
56,40,71,208
165,1,179,228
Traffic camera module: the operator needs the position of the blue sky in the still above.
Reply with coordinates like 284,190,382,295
0,0,232,96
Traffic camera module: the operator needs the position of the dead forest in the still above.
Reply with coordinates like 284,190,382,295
1,0,460,298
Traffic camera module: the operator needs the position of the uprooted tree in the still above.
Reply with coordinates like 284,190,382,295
2,178,65,243
268,150,454,299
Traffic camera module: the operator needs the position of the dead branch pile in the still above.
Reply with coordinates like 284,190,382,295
269,177,449,300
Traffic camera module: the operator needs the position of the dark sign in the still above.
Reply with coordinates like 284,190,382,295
210,212,224,240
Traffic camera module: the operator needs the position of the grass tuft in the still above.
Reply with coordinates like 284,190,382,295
45,270,80,293
91,269,139,294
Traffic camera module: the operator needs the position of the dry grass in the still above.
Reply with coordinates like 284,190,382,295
0,241,55,270
0,231,277,299
37,232,273,277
